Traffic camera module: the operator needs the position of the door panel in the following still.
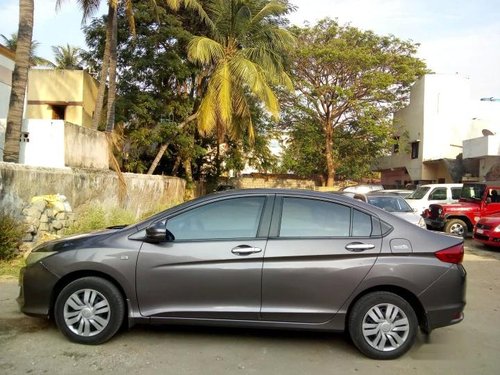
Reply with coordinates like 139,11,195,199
136,239,266,319
136,195,272,320
261,196,382,323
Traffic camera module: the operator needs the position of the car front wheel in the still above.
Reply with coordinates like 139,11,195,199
54,277,125,344
348,292,418,359
444,219,467,237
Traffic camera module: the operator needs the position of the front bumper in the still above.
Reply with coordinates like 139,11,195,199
18,262,60,318
424,217,446,230
473,230,500,247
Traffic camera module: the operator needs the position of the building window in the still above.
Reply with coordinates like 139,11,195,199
393,137,400,154
51,105,66,120
411,141,419,159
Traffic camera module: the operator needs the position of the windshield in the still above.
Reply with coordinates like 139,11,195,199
406,186,430,200
367,196,413,212
461,184,485,201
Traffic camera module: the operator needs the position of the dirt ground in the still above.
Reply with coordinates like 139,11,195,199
1,240,499,374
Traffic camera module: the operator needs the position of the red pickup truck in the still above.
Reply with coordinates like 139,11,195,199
424,181,500,236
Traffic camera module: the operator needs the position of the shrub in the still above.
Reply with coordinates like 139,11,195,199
0,212,25,261
65,204,137,235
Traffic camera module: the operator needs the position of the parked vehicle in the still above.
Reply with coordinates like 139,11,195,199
341,184,384,194
405,183,462,214
473,213,500,247
19,189,466,360
374,189,414,198
354,193,426,228
424,181,500,236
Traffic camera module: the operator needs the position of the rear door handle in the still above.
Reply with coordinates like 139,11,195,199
345,242,375,252
231,246,262,255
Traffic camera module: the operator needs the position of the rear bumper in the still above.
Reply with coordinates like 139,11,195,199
419,264,466,332
18,262,59,318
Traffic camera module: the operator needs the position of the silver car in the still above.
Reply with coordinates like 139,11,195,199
18,189,466,360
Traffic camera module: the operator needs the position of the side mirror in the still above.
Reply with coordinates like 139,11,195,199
145,222,175,243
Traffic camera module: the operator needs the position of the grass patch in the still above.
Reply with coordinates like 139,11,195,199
0,257,25,280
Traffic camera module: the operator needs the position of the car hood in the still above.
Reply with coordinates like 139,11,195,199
432,202,479,212
478,213,500,225
32,227,125,253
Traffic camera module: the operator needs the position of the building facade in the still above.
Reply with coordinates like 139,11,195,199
375,74,500,186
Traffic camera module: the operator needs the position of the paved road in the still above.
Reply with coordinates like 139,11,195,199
1,240,499,374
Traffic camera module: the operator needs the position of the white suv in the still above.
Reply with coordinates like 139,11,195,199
405,183,463,214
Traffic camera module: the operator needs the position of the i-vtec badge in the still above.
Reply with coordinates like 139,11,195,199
393,244,409,250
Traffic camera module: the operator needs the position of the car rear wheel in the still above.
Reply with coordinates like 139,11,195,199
444,219,467,237
348,292,418,359
54,277,125,344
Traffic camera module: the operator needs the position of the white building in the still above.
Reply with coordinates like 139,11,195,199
374,74,500,186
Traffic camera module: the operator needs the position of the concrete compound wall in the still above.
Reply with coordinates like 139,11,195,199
0,162,186,219
231,175,316,190
64,122,108,169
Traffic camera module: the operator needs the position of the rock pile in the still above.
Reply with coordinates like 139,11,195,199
22,195,75,242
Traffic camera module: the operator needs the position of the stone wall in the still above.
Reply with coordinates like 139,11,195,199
0,162,185,220
231,174,316,190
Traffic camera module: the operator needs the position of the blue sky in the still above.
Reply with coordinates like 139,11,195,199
1,0,499,99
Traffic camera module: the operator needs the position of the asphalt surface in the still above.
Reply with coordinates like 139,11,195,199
0,239,499,374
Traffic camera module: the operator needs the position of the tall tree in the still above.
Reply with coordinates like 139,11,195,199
1,33,51,66
3,0,34,163
148,0,295,174
286,19,428,186
51,44,84,69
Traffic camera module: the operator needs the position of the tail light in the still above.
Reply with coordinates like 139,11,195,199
435,244,464,264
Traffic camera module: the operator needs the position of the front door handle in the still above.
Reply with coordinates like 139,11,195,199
345,242,375,252
231,246,262,255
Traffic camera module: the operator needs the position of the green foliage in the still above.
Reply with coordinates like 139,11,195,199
65,204,136,235
0,212,25,261
0,257,26,279
282,19,428,183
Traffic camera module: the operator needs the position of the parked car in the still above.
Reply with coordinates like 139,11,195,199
425,181,500,236
473,213,500,247
19,189,466,360
341,184,384,194
374,189,414,198
405,183,462,214
354,193,426,228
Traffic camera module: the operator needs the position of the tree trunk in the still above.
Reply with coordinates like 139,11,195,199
183,157,195,200
324,122,335,187
91,4,113,131
147,143,169,175
105,4,118,133
4,0,33,163
147,113,198,175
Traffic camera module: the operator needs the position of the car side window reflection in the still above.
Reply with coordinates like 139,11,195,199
280,198,350,237
166,197,266,240
352,209,373,237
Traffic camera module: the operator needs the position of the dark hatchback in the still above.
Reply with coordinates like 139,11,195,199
19,189,466,359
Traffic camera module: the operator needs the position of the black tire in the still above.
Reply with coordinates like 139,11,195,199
444,219,467,237
348,292,418,360
54,277,125,345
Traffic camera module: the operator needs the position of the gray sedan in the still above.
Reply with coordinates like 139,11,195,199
18,189,466,360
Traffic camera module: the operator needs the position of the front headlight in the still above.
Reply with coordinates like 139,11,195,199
25,251,57,265
493,225,500,233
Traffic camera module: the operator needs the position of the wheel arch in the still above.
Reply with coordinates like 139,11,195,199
445,215,473,231
50,270,129,321
345,285,428,333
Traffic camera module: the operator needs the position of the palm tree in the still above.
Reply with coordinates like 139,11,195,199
3,0,34,163
1,33,52,67
147,0,295,174
51,44,83,69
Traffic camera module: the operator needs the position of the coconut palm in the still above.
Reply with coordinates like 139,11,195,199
147,0,294,174
1,33,52,67
3,1,34,163
51,44,84,69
